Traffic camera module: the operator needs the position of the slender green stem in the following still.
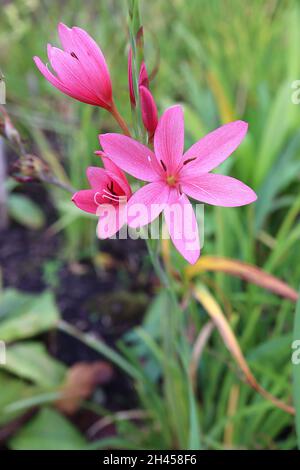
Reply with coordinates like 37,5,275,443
58,320,142,381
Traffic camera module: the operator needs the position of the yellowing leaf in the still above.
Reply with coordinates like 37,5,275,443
186,256,298,302
194,284,295,415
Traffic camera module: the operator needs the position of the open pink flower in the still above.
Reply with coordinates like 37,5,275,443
72,157,131,239
128,49,158,135
34,23,113,109
99,105,257,263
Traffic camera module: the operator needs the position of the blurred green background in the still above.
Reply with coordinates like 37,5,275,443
0,0,300,450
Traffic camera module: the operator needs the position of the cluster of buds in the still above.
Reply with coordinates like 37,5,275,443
12,154,50,183
0,104,51,184
0,104,23,151
128,49,158,139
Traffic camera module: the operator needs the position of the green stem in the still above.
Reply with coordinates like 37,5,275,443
58,320,142,381
145,238,182,348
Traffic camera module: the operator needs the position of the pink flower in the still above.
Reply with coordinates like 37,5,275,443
99,105,257,264
72,157,131,239
128,49,158,135
34,23,113,109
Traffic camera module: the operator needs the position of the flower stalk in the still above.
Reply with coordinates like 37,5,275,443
110,101,131,136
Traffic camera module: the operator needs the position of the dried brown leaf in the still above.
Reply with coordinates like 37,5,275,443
56,361,113,415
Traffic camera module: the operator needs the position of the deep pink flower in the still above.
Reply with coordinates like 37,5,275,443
34,23,113,109
128,49,158,135
72,157,131,239
99,105,257,263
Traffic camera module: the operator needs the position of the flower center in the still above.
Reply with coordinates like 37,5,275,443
166,175,177,186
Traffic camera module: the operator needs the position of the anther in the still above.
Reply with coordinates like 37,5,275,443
160,160,167,171
183,157,197,165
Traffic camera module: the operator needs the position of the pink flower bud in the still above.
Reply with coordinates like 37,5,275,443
139,85,158,135
34,23,113,109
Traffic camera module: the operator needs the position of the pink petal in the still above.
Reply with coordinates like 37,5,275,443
57,23,112,108
47,46,103,105
99,134,160,182
154,105,184,174
164,191,200,264
127,181,170,228
139,85,158,135
180,120,248,178
57,22,74,51
100,156,132,198
33,56,96,105
86,167,110,189
72,189,98,214
100,154,128,181
96,203,126,239
181,173,257,207
72,26,112,107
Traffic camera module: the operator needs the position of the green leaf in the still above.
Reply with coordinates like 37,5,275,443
8,194,45,230
0,289,36,320
293,286,300,449
247,334,292,364
255,133,300,232
188,378,202,450
255,82,292,188
6,341,66,387
9,408,87,450
0,372,41,425
0,292,59,342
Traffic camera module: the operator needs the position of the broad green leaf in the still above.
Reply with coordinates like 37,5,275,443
0,289,36,320
0,372,41,425
9,408,87,450
8,194,45,230
6,341,66,387
0,292,59,342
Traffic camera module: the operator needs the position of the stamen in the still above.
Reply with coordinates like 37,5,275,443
183,156,197,165
102,188,127,203
103,194,127,203
102,188,121,201
107,181,117,195
70,52,78,59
